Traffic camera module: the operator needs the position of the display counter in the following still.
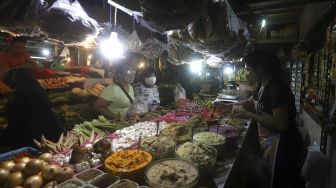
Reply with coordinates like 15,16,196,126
223,121,278,188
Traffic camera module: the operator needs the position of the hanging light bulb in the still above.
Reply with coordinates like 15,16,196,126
100,32,124,60
261,19,266,28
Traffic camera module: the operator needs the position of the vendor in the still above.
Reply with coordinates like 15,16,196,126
134,68,160,111
93,62,136,120
231,50,305,188
0,36,37,79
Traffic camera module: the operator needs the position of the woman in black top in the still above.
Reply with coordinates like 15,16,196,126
232,50,305,188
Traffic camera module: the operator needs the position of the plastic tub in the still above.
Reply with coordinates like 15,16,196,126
108,179,139,188
145,158,199,188
58,179,84,188
104,150,153,177
175,142,217,177
160,123,192,145
209,125,239,147
90,173,119,188
193,131,226,154
140,136,176,160
75,168,104,183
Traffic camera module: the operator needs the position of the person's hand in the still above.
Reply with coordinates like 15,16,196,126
231,110,251,119
231,106,253,119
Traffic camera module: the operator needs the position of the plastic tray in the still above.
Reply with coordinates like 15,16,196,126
0,147,41,163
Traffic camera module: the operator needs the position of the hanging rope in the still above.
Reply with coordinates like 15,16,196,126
109,5,112,25
114,7,118,26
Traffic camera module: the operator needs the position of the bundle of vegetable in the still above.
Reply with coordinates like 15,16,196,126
193,98,213,108
187,115,208,133
53,106,84,131
33,131,105,154
72,116,127,139
49,91,81,104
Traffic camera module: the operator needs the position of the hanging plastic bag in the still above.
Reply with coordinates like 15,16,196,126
301,144,329,188
128,30,143,52
139,38,166,59
174,84,186,101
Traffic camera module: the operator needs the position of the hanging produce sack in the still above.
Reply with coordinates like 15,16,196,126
139,38,166,59
128,30,143,52
174,84,186,102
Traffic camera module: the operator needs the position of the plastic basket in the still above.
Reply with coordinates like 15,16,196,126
0,147,41,162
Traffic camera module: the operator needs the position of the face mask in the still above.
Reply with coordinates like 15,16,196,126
145,76,156,85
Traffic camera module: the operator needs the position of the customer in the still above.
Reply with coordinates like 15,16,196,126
0,36,37,78
93,62,136,120
0,68,63,149
231,50,305,188
134,68,160,111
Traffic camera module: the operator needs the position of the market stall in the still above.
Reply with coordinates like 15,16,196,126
1,0,335,187
0,99,271,187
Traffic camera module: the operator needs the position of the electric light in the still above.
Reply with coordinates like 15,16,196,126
42,49,50,56
190,60,203,74
100,32,124,60
224,67,233,75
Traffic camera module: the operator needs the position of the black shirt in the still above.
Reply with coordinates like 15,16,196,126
257,77,297,132
256,76,303,162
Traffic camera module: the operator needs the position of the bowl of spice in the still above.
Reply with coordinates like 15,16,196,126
140,136,176,160
104,150,153,177
175,142,217,176
193,131,226,153
145,158,199,188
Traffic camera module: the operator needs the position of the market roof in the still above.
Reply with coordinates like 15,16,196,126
0,0,334,65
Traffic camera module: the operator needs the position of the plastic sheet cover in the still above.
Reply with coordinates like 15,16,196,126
139,0,208,31
139,38,166,59
0,0,43,22
127,31,143,52
48,0,101,32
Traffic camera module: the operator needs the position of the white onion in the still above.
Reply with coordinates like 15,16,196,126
4,172,25,188
23,159,44,176
0,160,15,170
38,153,53,162
10,162,27,173
0,168,10,183
23,175,43,188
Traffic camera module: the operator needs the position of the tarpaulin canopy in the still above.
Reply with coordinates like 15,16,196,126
0,0,101,43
